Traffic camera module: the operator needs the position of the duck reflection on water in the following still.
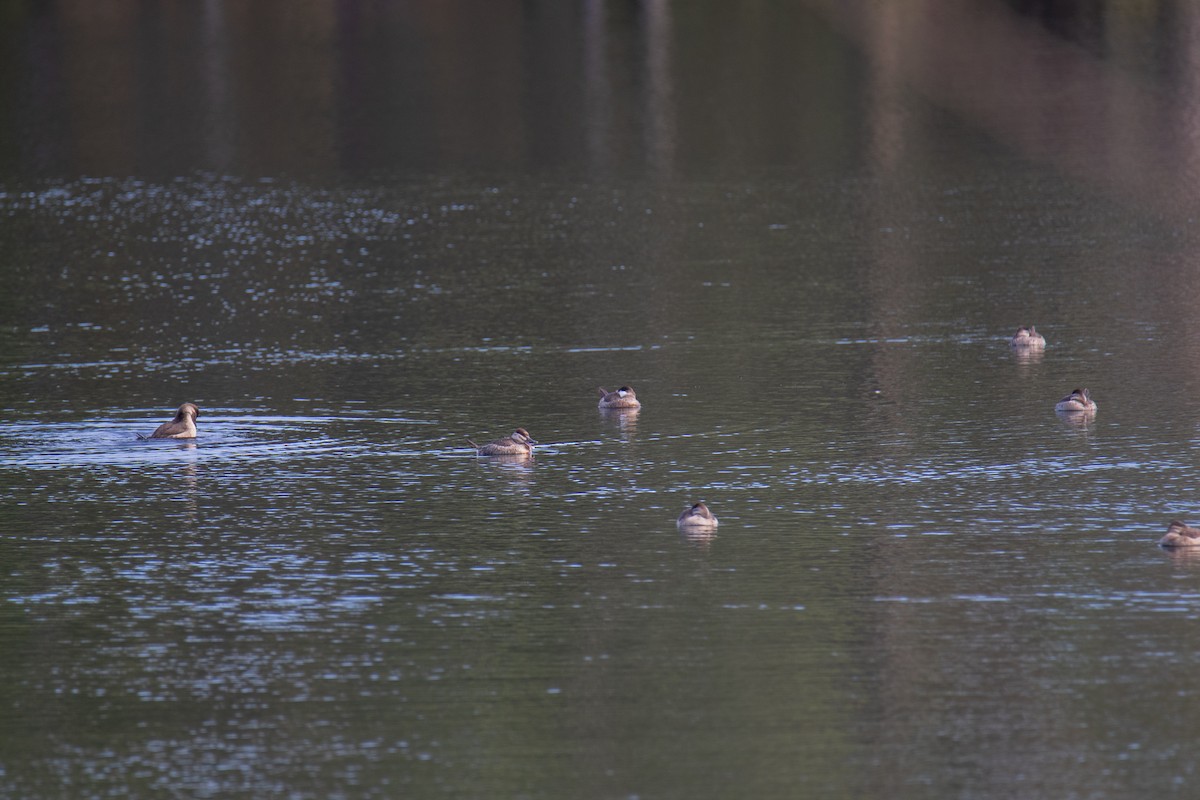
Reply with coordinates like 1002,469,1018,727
1013,345,1044,365
474,451,536,493
679,524,718,547
599,404,639,439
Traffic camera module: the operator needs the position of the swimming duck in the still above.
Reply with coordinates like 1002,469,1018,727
1160,520,1200,547
677,501,719,528
598,385,641,410
1011,326,1046,349
139,403,200,439
466,428,537,456
1055,388,1097,413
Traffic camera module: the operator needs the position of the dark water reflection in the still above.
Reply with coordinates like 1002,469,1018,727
6,1,1200,799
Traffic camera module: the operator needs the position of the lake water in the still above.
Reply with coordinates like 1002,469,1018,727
4,2,1200,798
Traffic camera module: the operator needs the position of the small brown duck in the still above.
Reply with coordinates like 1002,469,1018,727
677,501,719,529
139,403,200,440
598,385,641,410
1011,326,1046,349
466,428,537,456
1055,388,1096,413
1160,520,1200,548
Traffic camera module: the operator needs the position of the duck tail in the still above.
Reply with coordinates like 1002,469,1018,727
597,387,608,397
136,433,149,441
465,437,479,450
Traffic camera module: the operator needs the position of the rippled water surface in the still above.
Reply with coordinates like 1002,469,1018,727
6,2,1200,799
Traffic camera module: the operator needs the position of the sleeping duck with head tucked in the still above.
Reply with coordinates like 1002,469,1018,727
1055,388,1096,413
139,403,200,440
597,385,641,410
1160,520,1200,548
677,501,719,529
467,428,537,457
1010,326,1046,349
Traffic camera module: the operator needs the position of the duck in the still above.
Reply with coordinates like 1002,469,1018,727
598,385,641,410
677,501,719,529
1160,520,1200,547
1055,388,1097,413
139,402,200,439
466,428,537,456
1011,326,1046,349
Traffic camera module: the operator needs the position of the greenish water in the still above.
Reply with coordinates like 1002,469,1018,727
5,2,1200,798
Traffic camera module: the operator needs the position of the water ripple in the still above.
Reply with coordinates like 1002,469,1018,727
0,414,430,470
